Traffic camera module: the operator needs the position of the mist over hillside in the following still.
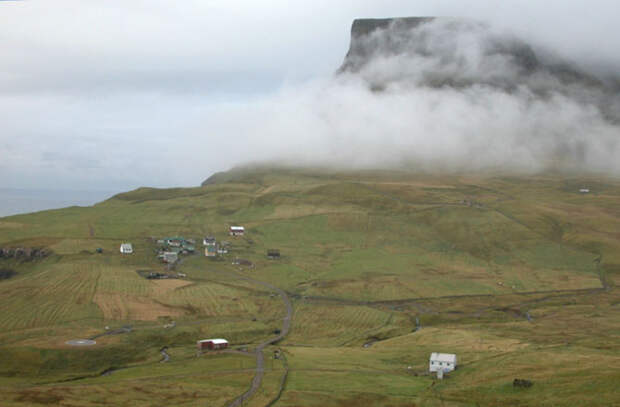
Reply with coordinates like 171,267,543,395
210,17,620,177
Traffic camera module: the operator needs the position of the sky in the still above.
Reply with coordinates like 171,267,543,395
1,0,620,191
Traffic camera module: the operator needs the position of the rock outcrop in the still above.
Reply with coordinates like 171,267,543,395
0,247,51,260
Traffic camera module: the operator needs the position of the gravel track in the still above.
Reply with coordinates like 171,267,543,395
227,276,292,407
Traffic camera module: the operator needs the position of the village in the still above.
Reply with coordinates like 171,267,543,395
115,224,467,384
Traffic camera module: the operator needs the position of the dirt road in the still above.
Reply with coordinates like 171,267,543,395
227,276,292,407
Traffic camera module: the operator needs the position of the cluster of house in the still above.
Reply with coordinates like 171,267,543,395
157,237,196,264
202,226,246,257
203,236,230,257
119,227,245,260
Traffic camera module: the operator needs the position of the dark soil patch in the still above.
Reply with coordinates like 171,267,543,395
15,390,64,405
0,268,16,280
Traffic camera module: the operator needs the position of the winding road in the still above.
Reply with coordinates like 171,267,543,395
221,248,609,406
227,276,293,407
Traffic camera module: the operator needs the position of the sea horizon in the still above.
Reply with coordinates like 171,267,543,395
0,188,117,218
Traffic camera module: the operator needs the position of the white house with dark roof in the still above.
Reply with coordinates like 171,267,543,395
120,243,133,254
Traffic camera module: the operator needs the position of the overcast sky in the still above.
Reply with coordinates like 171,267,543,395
1,0,620,191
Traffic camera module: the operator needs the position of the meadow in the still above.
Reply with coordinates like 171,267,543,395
0,167,619,406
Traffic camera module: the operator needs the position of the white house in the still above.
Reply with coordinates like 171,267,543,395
162,251,178,264
579,188,590,193
203,236,216,246
120,243,133,254
429,353,457,373
229,226,245,236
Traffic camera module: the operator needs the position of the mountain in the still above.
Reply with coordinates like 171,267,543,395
338,17,619,123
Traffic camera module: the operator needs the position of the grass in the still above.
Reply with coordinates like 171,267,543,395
0,167,619,406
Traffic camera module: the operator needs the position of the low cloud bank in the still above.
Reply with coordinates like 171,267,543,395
211,19,620,175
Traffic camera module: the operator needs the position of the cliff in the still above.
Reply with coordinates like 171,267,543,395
336,17,619,120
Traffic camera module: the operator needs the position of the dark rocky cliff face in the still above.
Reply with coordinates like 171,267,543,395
339,17,436,73
340,18,585,85
338,17,619,123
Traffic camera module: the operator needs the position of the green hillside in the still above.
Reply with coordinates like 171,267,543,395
0,167,619,406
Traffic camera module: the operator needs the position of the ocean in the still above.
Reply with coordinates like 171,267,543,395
0,188,117,218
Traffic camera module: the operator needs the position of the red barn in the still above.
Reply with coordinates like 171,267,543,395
197,338,229,351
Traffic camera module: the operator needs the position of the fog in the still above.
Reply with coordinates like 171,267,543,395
216,18,620,175
1,1,620,190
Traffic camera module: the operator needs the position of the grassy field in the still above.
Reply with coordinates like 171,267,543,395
0,167,619,406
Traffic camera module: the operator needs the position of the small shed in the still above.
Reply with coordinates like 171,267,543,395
197,338,228,351
120,243,133,254
429,353,457,373
229,226,245,236
267,249,280,259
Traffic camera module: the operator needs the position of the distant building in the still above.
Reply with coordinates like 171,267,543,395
162,252,178,264
197,338,228,351
203,236,216,246
580,188,590,193
205,245,217,257
429,353,457,374
169,240,182,247
120,243,133,254
217,245,228,255
232,258,253,267
229,226,245,236
267,249,280,259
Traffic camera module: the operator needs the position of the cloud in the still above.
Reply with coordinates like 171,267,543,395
198,19,620,175
1,1,620,190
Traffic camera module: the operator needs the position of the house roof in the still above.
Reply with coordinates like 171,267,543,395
430,353,457,363
230,226,244,231
198,338,228,344
120,243,132,250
